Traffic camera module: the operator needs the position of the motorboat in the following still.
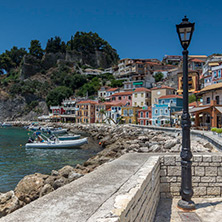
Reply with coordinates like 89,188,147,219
48,128,68,134
1,122,12,127
58,134,81,141
26,137,88,149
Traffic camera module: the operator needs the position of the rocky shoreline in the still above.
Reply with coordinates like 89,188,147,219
0,122,217,218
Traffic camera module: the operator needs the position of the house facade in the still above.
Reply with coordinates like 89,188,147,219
111,91,132,106
152,95,183,126
138,107,152,125
177,71,200,95
75,100,97,123
121,106,140,124
151,85,176,105
132,87,151,107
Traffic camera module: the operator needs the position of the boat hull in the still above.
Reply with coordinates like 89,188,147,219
58,135,81,140
25,138,88,149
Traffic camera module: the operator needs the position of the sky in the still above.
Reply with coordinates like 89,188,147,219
0,0,222,61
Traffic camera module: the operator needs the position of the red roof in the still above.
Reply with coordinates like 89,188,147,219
133,87,151,92
151,85,175,90
159,95,183,99
190,58,205,63
106,88,119,92
112,91,133,96
77,100,98,105
189,101,202,107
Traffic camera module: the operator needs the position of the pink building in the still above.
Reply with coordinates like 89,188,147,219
111,91,133,106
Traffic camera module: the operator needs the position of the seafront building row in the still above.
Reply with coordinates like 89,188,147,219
46,55,222,129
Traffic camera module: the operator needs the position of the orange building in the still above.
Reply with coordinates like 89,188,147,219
76,100,98,123
177,70,199,95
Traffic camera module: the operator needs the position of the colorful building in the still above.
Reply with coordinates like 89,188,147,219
95,102,113,123
111,91,133,106
132,87,151,107
152,95,183,126
151,85,176,105
177,71,200,95
138,107,152,125
190,83,222,129
75,100,97,123
121,106,140,124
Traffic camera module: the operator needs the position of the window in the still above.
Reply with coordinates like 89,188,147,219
135,93,137,98
128,96,131,100
146,112,149,118
214,71,217,78
165,109,168,114
141,93,144,97
219,70,221,78
216,96,220,105
170,100,173,104
206,97,210,104
134,102,137,106
129,118,132,124
123,96,125,99
155,109,158,114
155,98,158,103
140,112,143,118
118,96,121,100
129,109,133,116
141,102,144,106
140,120,144,125
160,109,163,114
146,120,149,125
161,100,165,104
123,109,128,116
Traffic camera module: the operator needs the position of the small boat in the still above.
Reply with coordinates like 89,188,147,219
58,135,81,141
48,128,68,134
1,122,12,127
26,137,88,149
26,132,87,149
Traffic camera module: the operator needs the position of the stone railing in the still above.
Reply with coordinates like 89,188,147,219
160,154,222,198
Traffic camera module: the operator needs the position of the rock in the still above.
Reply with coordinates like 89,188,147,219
203,142,213,150
68,172,83,182
170,144,181,152
39,184,54,197
0,191,21,217
138,136,149,141
58,165,75,178
53,177,68,190
138,147,149,153
128,144,140,150
14,173,48,204
51,170,59,176
151,144,160,152
44,175,58,186
164,139,178,149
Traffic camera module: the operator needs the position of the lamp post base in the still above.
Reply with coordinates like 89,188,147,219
177,199,195,211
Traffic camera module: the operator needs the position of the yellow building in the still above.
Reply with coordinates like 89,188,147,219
177,71,199,95
121,106,140,124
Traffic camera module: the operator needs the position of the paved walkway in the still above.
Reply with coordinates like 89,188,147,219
155,198,222,222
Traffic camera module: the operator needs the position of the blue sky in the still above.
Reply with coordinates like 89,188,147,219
0,0,222,61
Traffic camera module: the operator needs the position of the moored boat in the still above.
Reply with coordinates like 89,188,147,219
58,135,81,140
25,137,88,149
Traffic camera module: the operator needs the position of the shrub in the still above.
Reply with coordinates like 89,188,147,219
216,128,222,134
211,128,217,132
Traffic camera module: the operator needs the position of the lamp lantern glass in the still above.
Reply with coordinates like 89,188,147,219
176,16,195,50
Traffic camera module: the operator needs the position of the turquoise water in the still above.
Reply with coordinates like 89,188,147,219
0,127,101,193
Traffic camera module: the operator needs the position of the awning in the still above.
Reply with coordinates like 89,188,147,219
133,81,143,85
189,106,210,113
215,107,222,113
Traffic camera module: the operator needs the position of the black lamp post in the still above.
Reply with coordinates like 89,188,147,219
176,16,195,210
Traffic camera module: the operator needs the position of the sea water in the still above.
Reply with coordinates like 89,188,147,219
0,127,101,193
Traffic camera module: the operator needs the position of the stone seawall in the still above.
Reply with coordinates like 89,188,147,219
160,154,222,198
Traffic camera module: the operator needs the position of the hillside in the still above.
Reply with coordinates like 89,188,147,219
0,32,120,121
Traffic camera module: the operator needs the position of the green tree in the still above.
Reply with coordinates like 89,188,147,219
7,46,27,67
46,86,73,107
189,94,197,103
154,72,164,82
110,79,124,87
29,40,44,59
45,36,66,53
0,53,15,73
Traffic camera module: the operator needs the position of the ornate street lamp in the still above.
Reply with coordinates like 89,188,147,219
176,16,195,210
